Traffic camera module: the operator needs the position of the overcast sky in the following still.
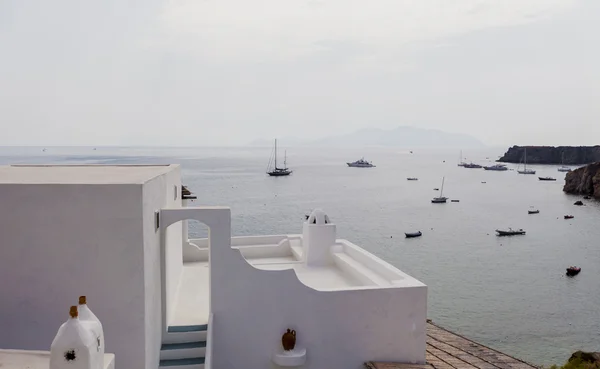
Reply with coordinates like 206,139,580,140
0,0,598,146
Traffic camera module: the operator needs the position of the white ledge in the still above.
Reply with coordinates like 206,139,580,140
272,348,307,367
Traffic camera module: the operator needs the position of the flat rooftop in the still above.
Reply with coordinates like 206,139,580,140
0,164,178,184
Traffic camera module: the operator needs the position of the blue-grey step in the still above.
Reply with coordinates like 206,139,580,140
159,357,205,367
167,325,208,333
161,341,206,351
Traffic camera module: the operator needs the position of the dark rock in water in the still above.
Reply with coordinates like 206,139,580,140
574,201,584,206
498,145,600,164
569,351,600,364
564,162,600,199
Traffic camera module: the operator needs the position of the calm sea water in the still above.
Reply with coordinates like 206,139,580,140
2,146,598,366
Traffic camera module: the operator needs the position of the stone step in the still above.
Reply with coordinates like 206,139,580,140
160,341,206,361
163,325,208,344
159,357,205,369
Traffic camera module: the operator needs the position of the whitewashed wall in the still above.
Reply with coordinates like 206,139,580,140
141,166,183,369
0,183,146,369
188,209,429,369
211,259,427,368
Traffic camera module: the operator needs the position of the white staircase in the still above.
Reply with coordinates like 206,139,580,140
159,325,208,369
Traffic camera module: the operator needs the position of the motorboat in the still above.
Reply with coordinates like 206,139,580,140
451,199,459,202
564,215,574,219
528,210,539,214
566,266,581,276
495,228,526,236
407,178,418,181
347,158,375,168
463,163,482,168
539,177,556,181
405,231,422,238
483,164,508,171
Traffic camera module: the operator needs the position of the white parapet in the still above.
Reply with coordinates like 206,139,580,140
302,209,336,267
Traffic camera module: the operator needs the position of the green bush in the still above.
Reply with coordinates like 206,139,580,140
549,358,600,369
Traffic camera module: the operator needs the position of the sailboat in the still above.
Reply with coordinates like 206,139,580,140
432,177,448,203
267,139,292,176
558,152,571,172
457,150,467,167
517,147,536,174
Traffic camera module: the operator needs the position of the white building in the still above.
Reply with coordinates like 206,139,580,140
0,164,427,369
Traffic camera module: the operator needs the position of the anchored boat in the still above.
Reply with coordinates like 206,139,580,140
405,231,422,238
496,228,526,236
483,164,508,171
539,177,556,181
267,139,292,176
347,158,375,168
566,266,581,276
431,177,448,203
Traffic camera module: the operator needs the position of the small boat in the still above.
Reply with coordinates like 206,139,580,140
496,228,526,236
433,188,439,191
558,153,571,172
407,178,418,181
583,196,591,200
481,181,487,184
347,158,375,168
405,231,422,238
451,199,459,202
564,215,574,219
483,164,508,171
528,210,539,214
432,177,448,204
463,162,482,168
566,266,581,276
267,139,292,176
457,150,466,167
539,177,556,181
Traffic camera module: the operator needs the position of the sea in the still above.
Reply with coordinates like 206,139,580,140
1,145,598,366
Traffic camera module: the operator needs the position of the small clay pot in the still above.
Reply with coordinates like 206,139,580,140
281,329,296,351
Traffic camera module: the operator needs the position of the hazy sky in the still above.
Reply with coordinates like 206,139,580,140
1,0,598,146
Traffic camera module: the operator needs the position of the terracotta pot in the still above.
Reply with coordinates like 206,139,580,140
281,329,296,351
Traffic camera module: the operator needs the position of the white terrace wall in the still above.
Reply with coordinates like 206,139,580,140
141,167,182,369
0,183,146,369
205,219,427,369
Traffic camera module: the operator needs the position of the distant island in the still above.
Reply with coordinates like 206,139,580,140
498,146,600,165
250,126,484,148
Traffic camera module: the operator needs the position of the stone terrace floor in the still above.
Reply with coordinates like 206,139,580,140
366,321,539,369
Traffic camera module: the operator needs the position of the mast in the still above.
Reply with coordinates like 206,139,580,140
274,139,278,169
440,177,445,197
284,150,287,168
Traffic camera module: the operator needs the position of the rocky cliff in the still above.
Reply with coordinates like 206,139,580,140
498,146,600,164
563,162,600,198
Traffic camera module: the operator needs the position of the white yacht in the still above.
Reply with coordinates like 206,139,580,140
347,158,375,168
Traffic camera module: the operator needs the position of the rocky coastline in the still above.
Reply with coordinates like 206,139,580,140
563,162,600,198
498,145,600,164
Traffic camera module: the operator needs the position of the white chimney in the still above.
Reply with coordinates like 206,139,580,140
302,209,336,267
